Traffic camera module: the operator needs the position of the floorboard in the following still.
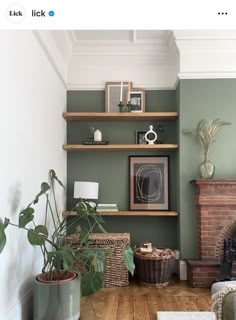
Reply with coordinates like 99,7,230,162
80,277,212,320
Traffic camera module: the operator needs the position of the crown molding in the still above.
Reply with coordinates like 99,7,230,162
174,31,236,77
71,45,175,64
70,53,176,65
179,71,236,79
67,83,178,90
33,30,236,90
174,30,236,51
34,31,71,88
173,30,236,40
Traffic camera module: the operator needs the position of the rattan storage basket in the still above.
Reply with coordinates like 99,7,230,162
134,247,175,287
65,233,130,288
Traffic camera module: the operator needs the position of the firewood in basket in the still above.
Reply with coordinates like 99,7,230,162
140,242,152,249
140,247,153,254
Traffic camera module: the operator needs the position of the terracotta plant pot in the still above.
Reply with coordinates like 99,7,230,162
37,270,77,283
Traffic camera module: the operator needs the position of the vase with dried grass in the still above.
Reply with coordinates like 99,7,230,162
184,118,231,179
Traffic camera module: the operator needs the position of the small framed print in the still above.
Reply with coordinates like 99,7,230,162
136,130,147,144
128,88,145,113
129,156,169,211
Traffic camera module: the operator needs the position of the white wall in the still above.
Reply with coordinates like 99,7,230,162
0,31,67,319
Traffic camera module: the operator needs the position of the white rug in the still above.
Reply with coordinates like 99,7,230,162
157,311,216,320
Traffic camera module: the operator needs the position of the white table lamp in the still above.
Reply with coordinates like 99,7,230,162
74,181,99,207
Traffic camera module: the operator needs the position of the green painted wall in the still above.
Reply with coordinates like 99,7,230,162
66,79,236,256
66,90,179,248
179,79,236,258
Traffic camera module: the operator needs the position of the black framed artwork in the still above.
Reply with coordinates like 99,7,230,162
128,89,145,112
129,156,169,210
136,130,147,144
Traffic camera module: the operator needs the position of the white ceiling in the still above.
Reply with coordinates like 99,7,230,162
72,30,170,42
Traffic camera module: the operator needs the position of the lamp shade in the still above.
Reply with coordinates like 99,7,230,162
74,181,99,200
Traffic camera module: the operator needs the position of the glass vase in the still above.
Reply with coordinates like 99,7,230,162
198,158,215,179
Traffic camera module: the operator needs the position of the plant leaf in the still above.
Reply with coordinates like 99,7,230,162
0,223,7,253
35,225,48,236
124,245,135,276
19,207,34,228
80,247,106,273
41,182,51,193
79,227,90,244
47,246,74,271
81,271,103,296
33,182,51,204
27,225,48,245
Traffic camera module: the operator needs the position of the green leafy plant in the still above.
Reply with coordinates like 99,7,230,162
0,169,135,296
183,118,231,160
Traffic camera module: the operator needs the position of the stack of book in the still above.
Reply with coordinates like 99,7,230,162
83,141,109,145
96,204,119,212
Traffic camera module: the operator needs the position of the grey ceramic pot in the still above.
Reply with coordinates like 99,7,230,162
33,271,81,320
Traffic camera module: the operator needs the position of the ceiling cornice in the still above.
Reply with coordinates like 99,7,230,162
174,30,236,51
34,30,236,90
34,30,72,87
179,71,236,79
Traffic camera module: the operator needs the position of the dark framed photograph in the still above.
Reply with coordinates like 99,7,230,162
129,156,169,210
136,130,147,144
128,88,145,112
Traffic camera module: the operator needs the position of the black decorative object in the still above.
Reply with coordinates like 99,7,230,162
156,124,167,144
118,101,124,112
127,100,132,112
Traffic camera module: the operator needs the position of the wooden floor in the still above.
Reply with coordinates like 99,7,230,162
80,277,212,320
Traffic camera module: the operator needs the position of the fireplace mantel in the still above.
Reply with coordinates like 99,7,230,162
191,179,236,206
187,179,236,287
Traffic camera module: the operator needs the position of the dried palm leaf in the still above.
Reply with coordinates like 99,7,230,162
183,118,231,157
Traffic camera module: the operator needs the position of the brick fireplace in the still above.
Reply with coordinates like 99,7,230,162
187,179,236,287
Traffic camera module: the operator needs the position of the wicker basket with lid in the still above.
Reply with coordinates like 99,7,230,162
66,233,130,287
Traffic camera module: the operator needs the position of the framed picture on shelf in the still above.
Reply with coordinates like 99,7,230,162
105,81,132,112
128,88,145,112
136,130,147,144
129,156,169,210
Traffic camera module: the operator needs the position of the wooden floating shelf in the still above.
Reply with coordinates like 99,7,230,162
63,211,178,217
62,112,179,122
62,144,179,152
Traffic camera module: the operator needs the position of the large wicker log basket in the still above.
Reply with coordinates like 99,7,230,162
134,247,176,287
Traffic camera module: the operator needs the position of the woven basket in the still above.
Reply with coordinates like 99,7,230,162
134,247,175,287
65,233,130,288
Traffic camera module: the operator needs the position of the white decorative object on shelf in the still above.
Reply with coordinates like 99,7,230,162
145,125,157,144
94,129,102,141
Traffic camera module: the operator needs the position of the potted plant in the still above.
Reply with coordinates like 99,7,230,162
0,169,135,320
184,118,231,179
